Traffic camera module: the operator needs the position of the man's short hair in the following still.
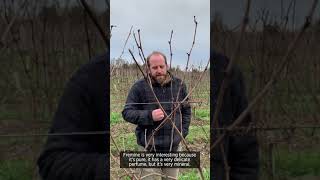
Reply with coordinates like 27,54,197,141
146,51,167,67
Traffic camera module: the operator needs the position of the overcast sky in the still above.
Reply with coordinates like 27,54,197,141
212,0,320,29
52,0,319,66
110,0,210,68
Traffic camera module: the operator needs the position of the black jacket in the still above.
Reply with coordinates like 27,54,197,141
122,75,191,151
211,51,259,180
37,53,109,180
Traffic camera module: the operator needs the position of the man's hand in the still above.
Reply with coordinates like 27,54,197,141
152,109,165,121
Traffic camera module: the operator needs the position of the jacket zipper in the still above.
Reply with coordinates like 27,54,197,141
162,87,165,94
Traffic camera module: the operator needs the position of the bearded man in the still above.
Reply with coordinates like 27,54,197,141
122,51,191,180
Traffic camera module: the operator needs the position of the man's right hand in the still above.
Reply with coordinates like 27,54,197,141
152,109,165,121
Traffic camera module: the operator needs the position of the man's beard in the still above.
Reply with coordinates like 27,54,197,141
152,74,166,84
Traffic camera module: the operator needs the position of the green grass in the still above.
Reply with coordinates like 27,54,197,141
194,109,210,121
122,176,131,180
110,112,123,124
276,150,320,177
179,168,210,180
111,132,138,153
0,103,54,122
0,160,33,180
259,147,320,179
269,97,318,116
0,106,20,120
186,125,209,143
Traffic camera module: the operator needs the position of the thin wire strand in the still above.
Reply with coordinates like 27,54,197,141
0,131,109,138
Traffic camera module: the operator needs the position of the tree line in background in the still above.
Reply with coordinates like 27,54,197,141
1,0,108,123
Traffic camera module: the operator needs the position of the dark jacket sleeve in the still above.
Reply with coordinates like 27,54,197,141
122,83,154,126
180,83,192,138
228,66,259,180
37,64,107,180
